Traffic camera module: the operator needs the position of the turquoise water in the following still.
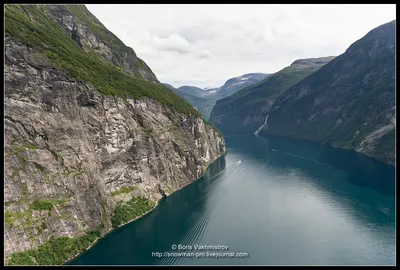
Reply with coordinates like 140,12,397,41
68,134,395,265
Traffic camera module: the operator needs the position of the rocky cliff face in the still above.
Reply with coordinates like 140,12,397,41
4,4,225,264
43,5,158,82
210,57,334,133
263,21,395,165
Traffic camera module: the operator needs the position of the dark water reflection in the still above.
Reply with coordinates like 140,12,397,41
68,133,395,266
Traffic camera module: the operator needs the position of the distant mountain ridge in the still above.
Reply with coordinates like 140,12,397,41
162,83,217,120
177,85,207,98
209,57,335,133
163,73,270,120
216,73,270,98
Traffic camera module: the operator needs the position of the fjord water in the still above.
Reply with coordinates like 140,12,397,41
68,134,395,266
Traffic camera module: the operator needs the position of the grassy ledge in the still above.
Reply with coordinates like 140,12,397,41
111,196,156,228
110,185,136,197
5,199,70,228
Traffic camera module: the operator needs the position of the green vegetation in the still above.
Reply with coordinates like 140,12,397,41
164,83,217,120
65,5,125,50
5,199,70,227
110,185,136,196
5,210,28,225
30,199,70,212
14,146,27,152
260,21,395,165
142,127,153,136
210,58,333,133
7,250,36,265
4,5,200,117
22,142,41,150
37,222,46,234
32,162,46,173
30,200,54,211
21,184,29,197
10,145,29,163
111,196,156,228
6,230,101,265
203,119,223,137
4,201,14,206
72,170,84,177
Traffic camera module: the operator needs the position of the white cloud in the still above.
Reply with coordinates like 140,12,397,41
147,33,192,54
86,4,395,89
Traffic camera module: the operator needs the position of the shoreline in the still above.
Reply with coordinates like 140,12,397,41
63,199,161,265
63,152,227,265
256,132,394,166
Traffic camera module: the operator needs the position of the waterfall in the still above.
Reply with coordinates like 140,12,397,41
254,115,269,135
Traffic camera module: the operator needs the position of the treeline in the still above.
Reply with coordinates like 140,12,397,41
7,230,101,265
111,196,156,228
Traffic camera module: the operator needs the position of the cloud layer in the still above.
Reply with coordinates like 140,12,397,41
87,4,395,88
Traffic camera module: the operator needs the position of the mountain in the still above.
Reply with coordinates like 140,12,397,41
183,96,217,121
209,57,335,133
174,73,270,100
162,83,176,91
4,4,226,265
162,83,217,120
164,73,270,120
216,73,270,98
261,20,395,165
177,85,207,98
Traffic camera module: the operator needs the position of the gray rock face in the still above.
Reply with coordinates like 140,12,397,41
40,5,158,82
4,34,225,262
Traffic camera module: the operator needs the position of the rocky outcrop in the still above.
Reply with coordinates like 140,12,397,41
4,5,225,264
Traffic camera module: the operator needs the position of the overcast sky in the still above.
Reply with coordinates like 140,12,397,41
86,4,395,89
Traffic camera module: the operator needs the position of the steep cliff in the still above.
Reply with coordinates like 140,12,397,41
45,4,158,82
262,20,395,165
4,4,225,265
210,57,334,133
